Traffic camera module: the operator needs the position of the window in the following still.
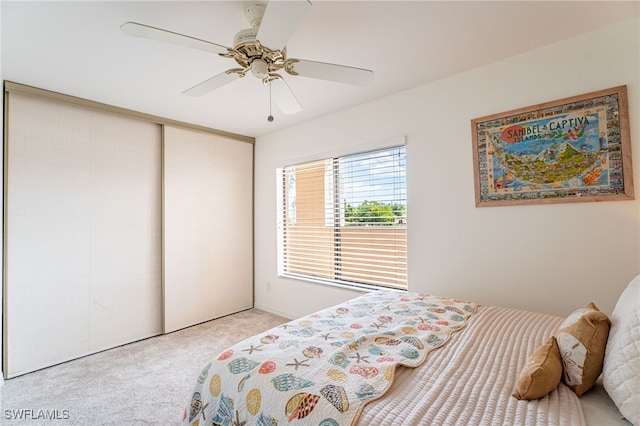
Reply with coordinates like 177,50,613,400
277,145,407,290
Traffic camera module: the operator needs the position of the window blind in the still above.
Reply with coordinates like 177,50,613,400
278,146,407,290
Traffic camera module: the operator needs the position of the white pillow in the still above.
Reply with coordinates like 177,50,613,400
602,275,639,425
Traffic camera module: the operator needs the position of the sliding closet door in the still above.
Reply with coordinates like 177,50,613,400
163,125,253,333
4,92,162,377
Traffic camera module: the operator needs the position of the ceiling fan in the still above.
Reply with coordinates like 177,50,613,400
121,0,374,117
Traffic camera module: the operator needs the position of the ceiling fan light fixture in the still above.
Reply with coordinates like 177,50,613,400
251,59,269,79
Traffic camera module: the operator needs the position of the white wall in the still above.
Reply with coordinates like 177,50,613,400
254,19,640,319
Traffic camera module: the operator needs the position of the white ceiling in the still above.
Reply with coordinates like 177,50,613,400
2,1,638,138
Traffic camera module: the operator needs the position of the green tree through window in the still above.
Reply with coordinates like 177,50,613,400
344,200,406,225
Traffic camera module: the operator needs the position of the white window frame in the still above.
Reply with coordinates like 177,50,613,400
276,137,407,291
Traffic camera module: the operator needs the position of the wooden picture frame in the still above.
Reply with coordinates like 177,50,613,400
471,86,634,207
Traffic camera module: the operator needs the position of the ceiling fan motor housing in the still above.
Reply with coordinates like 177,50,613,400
233,4,266,54
233,28,261,56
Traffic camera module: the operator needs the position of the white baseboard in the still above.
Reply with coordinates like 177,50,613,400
253,304,296,321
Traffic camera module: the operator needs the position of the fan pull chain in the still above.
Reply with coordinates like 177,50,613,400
267,80,274,122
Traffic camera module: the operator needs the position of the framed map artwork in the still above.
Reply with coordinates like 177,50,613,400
471,86,633,207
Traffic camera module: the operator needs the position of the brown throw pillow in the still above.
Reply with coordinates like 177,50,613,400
555,302,611,396
513,336,563,400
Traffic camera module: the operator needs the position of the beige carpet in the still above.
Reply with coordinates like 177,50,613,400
0,309,288,425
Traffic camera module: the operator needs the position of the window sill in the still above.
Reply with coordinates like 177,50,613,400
278,273,408,294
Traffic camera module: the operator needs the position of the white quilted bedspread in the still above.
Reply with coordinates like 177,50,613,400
358,305,586,426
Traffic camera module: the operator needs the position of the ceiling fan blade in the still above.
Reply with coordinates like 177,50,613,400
257,0,311,51
121,22,229,55
270,78,302,115
286,59,374,86
183,70,242,97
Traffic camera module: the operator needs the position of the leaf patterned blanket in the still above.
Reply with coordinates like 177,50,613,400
182,290,478,426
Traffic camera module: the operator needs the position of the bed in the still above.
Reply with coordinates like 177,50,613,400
182,275,639,426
